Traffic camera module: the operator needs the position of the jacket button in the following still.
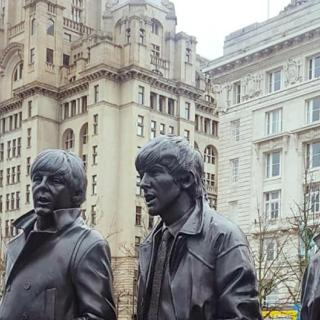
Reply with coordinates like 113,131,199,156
23,282,31,290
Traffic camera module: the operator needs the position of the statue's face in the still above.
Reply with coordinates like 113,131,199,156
32,170,74,217
140,164,181,216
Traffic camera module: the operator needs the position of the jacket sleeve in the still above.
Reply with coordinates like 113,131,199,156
72,239,117,320
215,242,262,320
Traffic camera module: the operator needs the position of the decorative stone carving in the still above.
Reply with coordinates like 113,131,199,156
242,73,263,101
213,83,232,112
284,58,302,86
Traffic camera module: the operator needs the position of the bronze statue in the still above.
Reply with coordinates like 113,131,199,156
135,135,261,320
301,235,320,320
0,149,116,320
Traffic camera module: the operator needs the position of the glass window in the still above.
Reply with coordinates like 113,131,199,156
307,142,320,169
266,108,282,136
138,86,145,105
265,151,281,178
265,190,281,220
231,119,240,141
47,19,54,35
46,48,54,64
268,69,282,93
150,120,156,139
307,97,320,123
309,55,320,80
233,82,241,104
94,85,99,103
137,115,144,137
184,102,191,120
230,158,239,183
30,48,35,64
204,146,215,164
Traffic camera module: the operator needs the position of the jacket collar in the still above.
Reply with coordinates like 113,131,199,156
13,208,82,234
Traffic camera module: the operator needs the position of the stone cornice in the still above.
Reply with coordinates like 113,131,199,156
0,96,22,115
14,81,59,99
24,0,65,10
204,25,320,77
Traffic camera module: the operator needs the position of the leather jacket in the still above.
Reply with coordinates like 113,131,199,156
0,209,117,320
137,199,262,320
301,234,320,320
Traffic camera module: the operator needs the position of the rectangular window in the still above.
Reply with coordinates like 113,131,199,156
30,48,35,64
26,184,30,204
268,69,282,93
168,126,174,135
7,141,11,159
151,44,160,57
138,86,145,105
308,184,320,214
0,143,3,161
0,195,2,213
63,102,69,119
82,154,87,170
46,48,54,64
137,115,144,137
184,130,190,141
92,145,98,165
266,108,282,136
233,82,241,104
159,123,165,135
63,54,70,66
94,85,99,103
204,172,215,188
12,139,16,158
71,100,76,117
27,128,32,147
135,206,142,226
0,170,2,187
184,102,191,120
11,167,15,184
150,120,156,139
307,142,320,169
230,158,239,183
64,32,72,42
26,157,31,175
309,55,320,80
93,114,98,135
135,236,141,256
6,168,10,185
150,92,157,109
231,119,240,141
10,193,14,211
81,96,87,113
265,151,281,178
264,190,281,220
168,98,175,116
159,95,165,112
5,220,9,237
307,97,320,123
266,239,276,261
17,165,21,182
16,191,20,209
91,205,97,226
17,138,21,157
92,175,97,195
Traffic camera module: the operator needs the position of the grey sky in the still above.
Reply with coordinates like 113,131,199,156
173,0,291,60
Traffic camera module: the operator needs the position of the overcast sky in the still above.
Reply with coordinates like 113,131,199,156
173,0,291,60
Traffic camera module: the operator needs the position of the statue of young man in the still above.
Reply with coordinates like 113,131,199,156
135,135,261,320
0,149,116,320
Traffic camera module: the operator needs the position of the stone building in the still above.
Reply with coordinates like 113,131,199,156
204,0,320,306
0,0,218,318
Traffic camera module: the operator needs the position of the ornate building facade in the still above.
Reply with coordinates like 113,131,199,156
204,0,320,307
0,0,218,318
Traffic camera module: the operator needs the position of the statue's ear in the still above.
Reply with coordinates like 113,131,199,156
179,172,195,190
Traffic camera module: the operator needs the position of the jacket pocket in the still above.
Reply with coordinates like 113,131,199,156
44,288,56,320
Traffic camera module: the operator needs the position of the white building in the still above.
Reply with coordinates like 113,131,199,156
204,0,320,306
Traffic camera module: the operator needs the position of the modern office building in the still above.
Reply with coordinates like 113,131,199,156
0,0,218,317
204,0,320,306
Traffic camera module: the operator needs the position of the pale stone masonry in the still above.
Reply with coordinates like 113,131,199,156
204,0,320,305
0,0,217,318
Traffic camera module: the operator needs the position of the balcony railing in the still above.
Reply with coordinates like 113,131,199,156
63,17,94,35
150,55,169,70
8,21,25,38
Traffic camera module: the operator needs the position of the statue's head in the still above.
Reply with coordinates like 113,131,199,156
31,149,87,216
135,135,204,216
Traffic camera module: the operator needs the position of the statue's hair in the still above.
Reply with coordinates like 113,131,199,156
31,149,87,207
135,135,205,198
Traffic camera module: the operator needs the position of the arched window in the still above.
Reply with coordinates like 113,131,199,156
13,62,23,82
31,18,36,35
80,123,88,145
63,129,74,150
151,19,161,35
204,145,216,164
47,19,54,35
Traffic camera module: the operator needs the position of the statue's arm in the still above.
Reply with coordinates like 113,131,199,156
72,240,117,320
215,244,262,320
